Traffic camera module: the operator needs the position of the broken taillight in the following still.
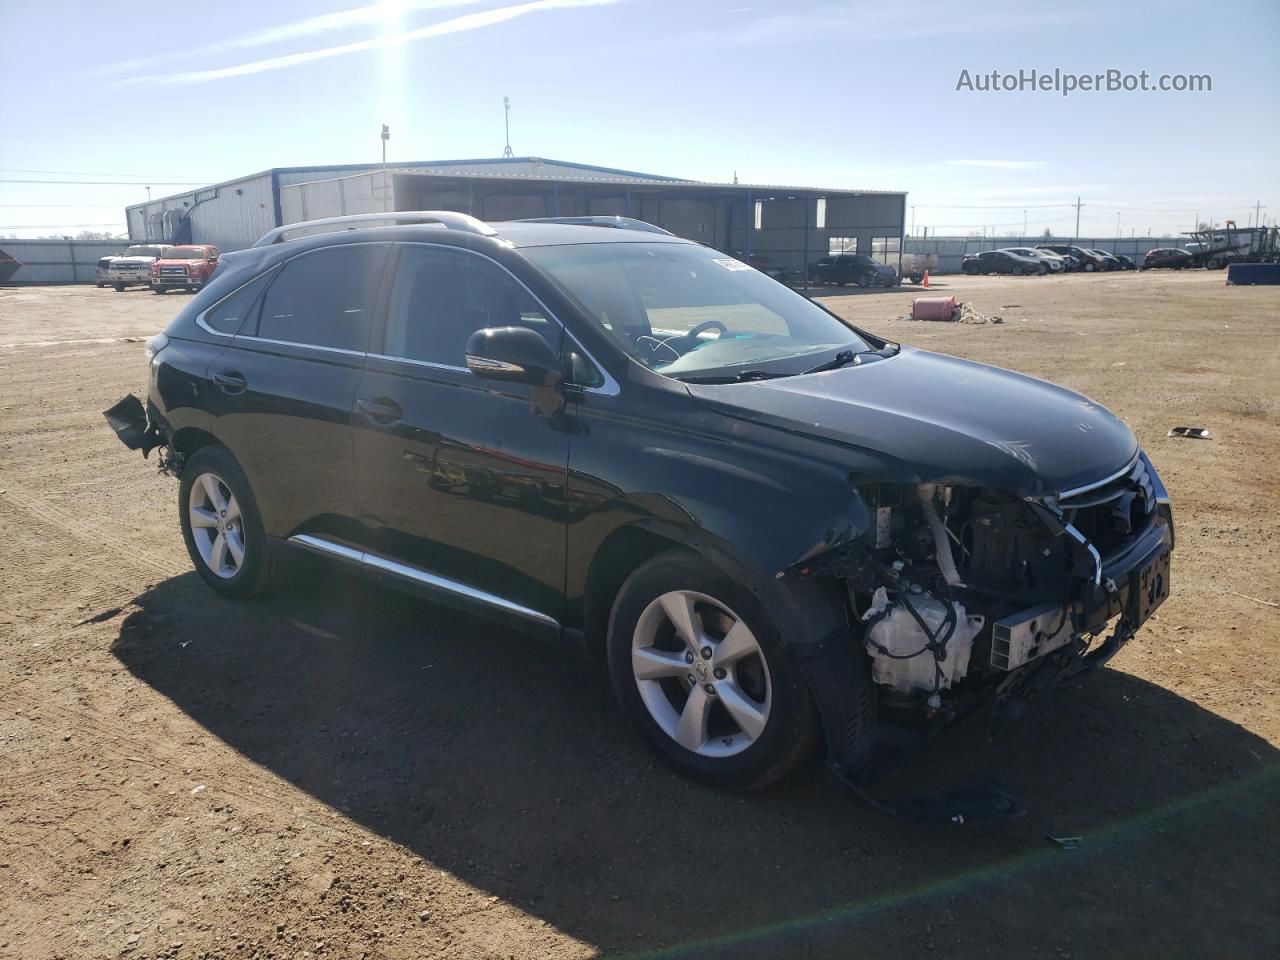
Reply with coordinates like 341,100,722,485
144,332,169,363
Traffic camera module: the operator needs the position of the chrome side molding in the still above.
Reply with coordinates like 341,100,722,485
286,534,559,629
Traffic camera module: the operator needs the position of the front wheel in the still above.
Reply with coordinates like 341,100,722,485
179,445,291,599
113,282,125,291
606,549,820,791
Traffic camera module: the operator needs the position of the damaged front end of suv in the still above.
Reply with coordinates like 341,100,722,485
786,452,1172,817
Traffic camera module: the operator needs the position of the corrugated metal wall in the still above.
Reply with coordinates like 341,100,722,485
125,173,276,252
0,239,130,284
280,172,394,223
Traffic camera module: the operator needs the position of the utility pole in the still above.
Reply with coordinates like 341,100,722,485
1253,201,1264,230
380,124,390,168
1022,209,1027,239
502,97,513,158
910,205,916,237
145,186,151,202
1115,211,1121,236
1074,196,1082,239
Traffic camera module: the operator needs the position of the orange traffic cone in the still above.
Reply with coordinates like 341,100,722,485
923,270,929,288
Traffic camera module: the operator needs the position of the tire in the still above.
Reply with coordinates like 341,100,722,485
606,549,820,791
152,286,165,295
1084,263,1095,272
113,282,125,291
178,445,291,599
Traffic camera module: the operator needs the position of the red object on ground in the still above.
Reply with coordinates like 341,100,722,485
911,296,957,321
923,270,929,288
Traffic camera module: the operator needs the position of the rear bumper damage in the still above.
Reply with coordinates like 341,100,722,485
103,393,164,456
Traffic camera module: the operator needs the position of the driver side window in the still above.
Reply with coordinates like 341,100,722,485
383,245,561,367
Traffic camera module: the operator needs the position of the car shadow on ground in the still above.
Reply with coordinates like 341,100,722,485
112,569,1280,959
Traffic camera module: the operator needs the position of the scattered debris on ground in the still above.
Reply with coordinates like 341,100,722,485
1167,426,1211,439
899,299,1004,324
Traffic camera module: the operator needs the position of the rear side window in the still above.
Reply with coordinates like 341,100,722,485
382,245,558,367
202,269,276,335
256,245,387,351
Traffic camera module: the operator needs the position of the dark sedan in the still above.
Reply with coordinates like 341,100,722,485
961,249,1047,275
1142,248,1193,270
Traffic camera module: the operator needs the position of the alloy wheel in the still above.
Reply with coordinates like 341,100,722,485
630,590,773,758
187,472,245,579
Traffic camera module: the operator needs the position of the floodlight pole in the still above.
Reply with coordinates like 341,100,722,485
381,124,390,169
503,97,513,158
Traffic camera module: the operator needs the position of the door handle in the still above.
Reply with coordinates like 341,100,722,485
357,396,403,424
212,370,247,394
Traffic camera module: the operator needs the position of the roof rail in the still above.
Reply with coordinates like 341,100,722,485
252,210,497,247
516,215,674,236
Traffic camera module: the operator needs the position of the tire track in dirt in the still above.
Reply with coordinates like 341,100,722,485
0,479,188,582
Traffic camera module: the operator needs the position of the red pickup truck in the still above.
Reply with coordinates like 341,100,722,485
149,244,221,294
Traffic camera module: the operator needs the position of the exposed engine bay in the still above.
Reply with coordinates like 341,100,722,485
792,452,1174,776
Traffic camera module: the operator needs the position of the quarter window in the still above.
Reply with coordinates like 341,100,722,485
203,269,276,335
256,245,386,351
383,246,558,367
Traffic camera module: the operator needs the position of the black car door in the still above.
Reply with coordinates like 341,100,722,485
203,242,390,539
350,242,571,628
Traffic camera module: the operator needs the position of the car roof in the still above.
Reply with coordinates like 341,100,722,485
490,221,690,248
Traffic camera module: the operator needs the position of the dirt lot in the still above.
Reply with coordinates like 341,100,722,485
2,272,1278,959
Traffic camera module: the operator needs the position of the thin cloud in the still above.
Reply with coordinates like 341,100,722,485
943,160,1047,171
219,0,488,50
116,0,618,85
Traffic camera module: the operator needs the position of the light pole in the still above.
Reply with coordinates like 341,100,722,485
910,205,915,237
381,124,390,168
502,97,513,158
1022,209,1027,240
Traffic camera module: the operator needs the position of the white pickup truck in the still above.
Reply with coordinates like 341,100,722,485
106,243,172,291
898,252,938,284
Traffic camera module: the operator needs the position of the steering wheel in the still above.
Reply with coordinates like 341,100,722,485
686,319,728,340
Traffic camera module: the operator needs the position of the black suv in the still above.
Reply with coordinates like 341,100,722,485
108,212,1174,798
806,253,894,287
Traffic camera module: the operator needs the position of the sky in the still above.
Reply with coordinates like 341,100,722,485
1,0,1277,239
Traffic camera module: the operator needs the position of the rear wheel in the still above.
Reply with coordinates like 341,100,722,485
179,445,291,599
113,282,125,291
606,549,819,791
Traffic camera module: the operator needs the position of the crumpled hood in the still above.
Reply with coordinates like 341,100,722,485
687,346,1137,496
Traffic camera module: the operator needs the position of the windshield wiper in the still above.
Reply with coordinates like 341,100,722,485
802,349,858,375
676,369,791,384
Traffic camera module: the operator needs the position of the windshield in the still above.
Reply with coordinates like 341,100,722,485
123,245,163,258
165,247,208,259
523,242,871,378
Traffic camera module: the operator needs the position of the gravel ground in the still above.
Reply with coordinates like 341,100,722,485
1,271,1277,959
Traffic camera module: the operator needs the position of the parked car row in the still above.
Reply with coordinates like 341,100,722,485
95,243,221,294
962,244,1141,276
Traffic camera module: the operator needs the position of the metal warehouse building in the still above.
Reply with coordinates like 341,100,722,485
125,157,906,275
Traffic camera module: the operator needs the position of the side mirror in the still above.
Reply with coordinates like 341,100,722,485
465,327,561,387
